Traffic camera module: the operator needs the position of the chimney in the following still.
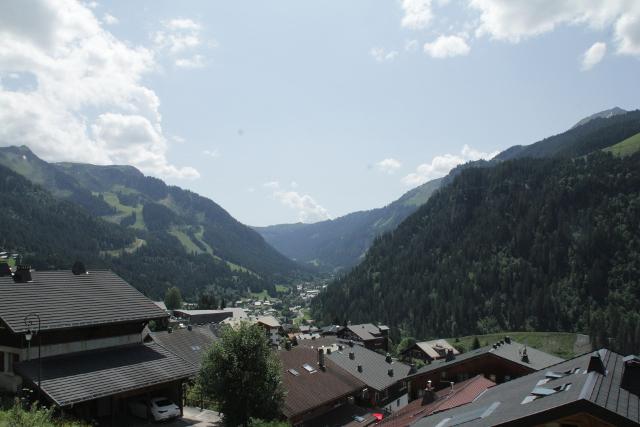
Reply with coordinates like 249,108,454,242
349,352,355,360
167,326,173,333
387,368,394,377
521,347,530,364
504,336,511,344
0,263,11,277
357,364,363,373
13,265,32,283
348,340,354,347
318,348,325,370
423,380,436,404
72,261,87,275
409,363,417,375
385,353,392,363
621,355,640,396
445,349,455,362
326,348,332,355
187,325,193,331
338,344,344,351
588,351,606,375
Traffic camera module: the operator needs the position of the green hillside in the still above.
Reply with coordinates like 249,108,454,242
313,152,640,355
255,178,443,272
604,132,640,157
0,146,305,299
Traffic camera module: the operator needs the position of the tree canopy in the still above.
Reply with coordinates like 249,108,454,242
199,323,284,426
164,286,183,310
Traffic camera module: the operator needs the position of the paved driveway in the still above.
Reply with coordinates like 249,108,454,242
130,407,222,426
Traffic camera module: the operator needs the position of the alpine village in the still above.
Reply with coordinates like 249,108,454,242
1,1,640,427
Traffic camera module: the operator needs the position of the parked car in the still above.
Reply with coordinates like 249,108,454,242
128,397,181,421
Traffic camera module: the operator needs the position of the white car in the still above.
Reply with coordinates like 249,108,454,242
129,397,181,421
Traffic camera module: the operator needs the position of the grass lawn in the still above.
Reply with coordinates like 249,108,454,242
604,132,640,157
448,331,588,359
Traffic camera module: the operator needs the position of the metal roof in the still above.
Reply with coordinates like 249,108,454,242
410,340,564,378
278,347,365,419
149,325,217,368
378,375,495,427
0,270,168,333
327,344,412,392
16,342,198,407
344,324,383,341
411,349,640,427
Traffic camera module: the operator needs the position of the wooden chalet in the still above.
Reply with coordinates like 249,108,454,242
0,267,197,425
337,323,390,352
412,349,640,426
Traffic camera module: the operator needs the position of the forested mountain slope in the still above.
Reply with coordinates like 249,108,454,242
258,109,640,273
312,152,640,354
255,178,442,272
0,146,303,299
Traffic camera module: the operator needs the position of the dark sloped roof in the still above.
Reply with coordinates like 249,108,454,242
410,340,564,378
412,349,640,427
327,344,412,391
150,325,217,368
345,324,382,341
278,347,365,419
16,342,197,407
0,270,167,333
379,375,495,427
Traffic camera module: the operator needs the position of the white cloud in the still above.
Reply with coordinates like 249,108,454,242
263,181,280,189
164,18,202,31
401,0,433,30
0,0,198,179
469,0,640,57
581,42,607,70
103,13,118,25
424,35,471,58
370,47,399,62
273,190,331,223
175,54,205,69
405,39,419,52
402,144,498,186
376,158,402,174
202,149,219,158
615,11,640,55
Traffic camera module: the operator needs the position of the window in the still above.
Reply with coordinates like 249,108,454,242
521,383,572,404
7,353,18,374
288,369,300,376
0,352,4,373
302,363,317,373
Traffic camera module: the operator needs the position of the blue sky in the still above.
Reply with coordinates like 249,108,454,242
0,1,639,226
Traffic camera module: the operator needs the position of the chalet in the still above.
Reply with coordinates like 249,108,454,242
402,339,460,362
412,349,640,426
256,315,282,346
0,267,197,424
377,375,495,427
278,346,365,426
407,338,564,398
173,307,247,325
337,323,389,352
325,341,413,413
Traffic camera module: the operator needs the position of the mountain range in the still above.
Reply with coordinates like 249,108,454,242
312,108,640,354
257,108,640,273
0,146,302,299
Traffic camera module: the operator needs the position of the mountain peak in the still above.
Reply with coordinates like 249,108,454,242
571,107,628,129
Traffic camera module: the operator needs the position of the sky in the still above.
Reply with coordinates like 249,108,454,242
0,1,639,226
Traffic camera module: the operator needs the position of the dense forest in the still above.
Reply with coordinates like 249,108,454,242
255,178,443,272
0,150,302,300
258,110,640,273
312,151,640,354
